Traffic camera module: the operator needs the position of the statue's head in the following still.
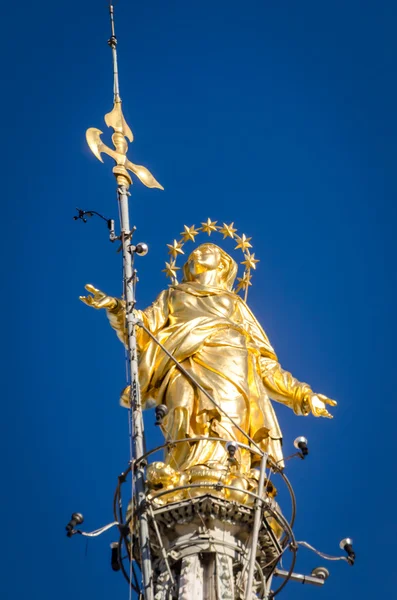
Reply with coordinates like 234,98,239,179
182,243,238,290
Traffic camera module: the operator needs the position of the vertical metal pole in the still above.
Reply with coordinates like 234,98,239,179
83,6,160,597
245,452,268,599
109,4,121,102
118,183,154,600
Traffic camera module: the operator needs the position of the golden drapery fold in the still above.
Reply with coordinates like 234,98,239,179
107,282,312,468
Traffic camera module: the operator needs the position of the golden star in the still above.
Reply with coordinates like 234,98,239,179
219,222,237,239
162,261,180,279
180,224,200,242
200,218,219,236
167,239,184,259
235,271,252,292
234,234,252,252
241,252,260,270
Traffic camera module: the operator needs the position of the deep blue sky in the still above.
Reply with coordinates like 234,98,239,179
2,1,396,598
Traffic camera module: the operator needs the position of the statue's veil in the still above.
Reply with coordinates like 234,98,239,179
182,243,238,290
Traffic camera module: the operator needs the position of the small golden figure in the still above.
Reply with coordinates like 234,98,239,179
81,241,336,491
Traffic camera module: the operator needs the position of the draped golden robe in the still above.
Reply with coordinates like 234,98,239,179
107,282,312,470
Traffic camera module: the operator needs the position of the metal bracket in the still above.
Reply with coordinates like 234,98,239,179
273,569,327,587
73,208,118,243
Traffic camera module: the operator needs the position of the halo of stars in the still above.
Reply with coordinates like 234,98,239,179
163,218,259,300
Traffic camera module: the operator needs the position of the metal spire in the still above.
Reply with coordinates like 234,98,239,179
84,5,163,600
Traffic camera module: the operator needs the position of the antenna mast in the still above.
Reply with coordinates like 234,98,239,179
85,5,163,599
108,4,121,102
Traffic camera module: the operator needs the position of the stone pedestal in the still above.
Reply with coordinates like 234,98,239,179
147,494,282,600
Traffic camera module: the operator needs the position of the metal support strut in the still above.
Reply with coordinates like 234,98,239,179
245,452,268,598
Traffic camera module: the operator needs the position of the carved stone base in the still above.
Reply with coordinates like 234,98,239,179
148,494,282,600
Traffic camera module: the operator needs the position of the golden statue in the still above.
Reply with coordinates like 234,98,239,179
81,228,336,504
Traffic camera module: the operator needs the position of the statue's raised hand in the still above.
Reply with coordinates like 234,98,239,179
307,393,337,418
79,284,118,310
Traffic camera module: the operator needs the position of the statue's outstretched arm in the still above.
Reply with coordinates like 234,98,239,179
79,284,170,348
106,298,128,346
260,357,337,419
79,284,128,345
236,299,337,419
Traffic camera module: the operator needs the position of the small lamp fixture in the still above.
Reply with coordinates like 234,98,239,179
340,538,355,565
311,567,330,580
294,436,309,457
155,404,168,425
110,542,121,571
65,512,84,537
134,242,149,256
225,441,239,461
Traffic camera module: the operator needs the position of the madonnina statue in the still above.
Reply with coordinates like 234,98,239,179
80,241,336,498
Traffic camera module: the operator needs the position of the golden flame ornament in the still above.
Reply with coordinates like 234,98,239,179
86,101,163,189
85,5,163,191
